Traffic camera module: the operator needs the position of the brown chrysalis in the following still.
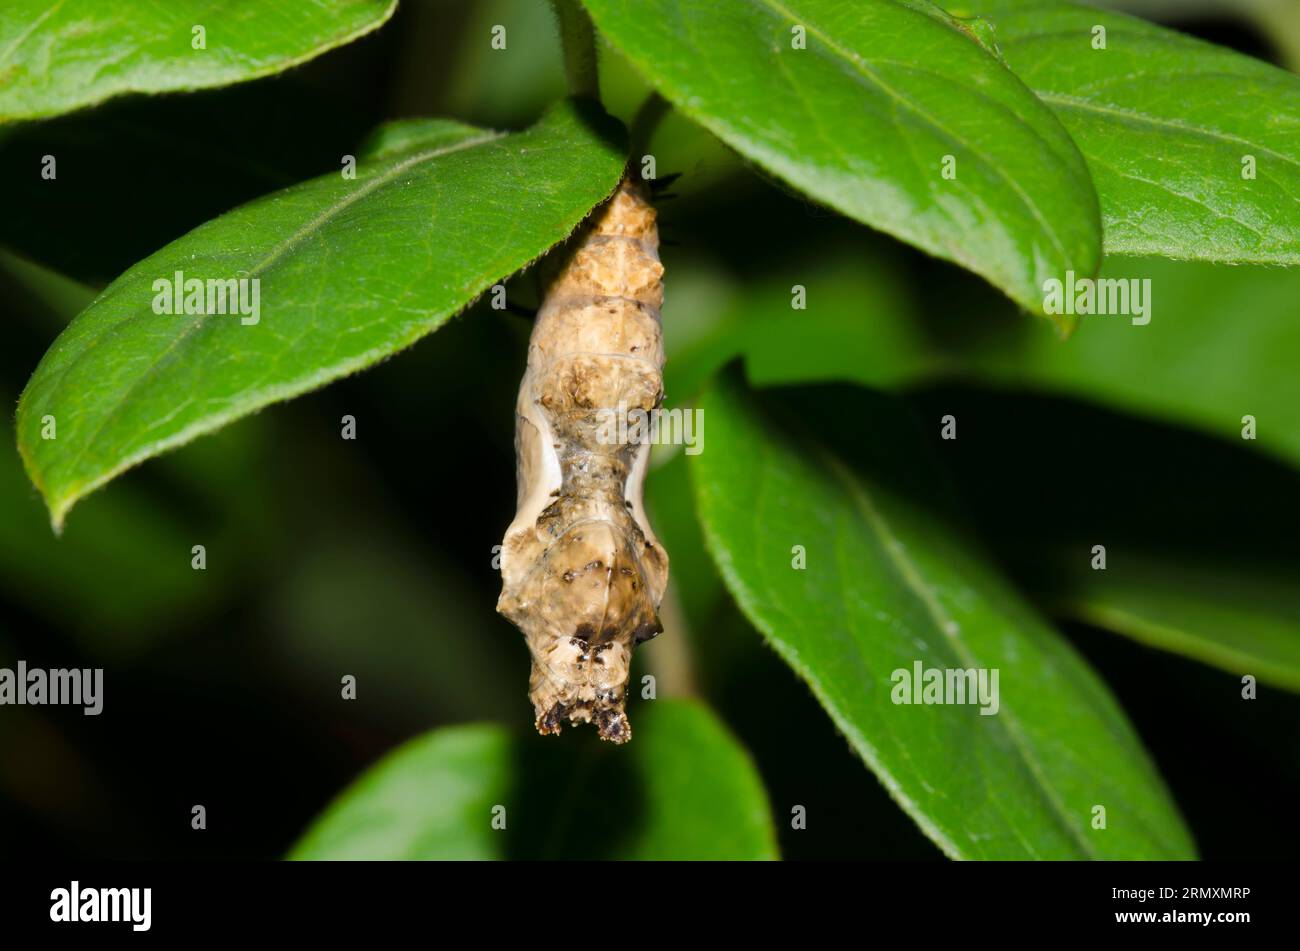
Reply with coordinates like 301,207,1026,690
497,176,668,743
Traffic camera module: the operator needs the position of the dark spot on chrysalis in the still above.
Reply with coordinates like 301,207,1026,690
597,707,627,742
633,618,663,645
540,702,566,734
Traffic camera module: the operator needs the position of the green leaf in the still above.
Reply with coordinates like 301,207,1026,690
16,99,626,529
1044,553,1300,693
268,532,519,724
439,0,569,127
665,246,936,400
581,0,1102,318
969,0,1300,263
0,0,396,123
288,700,779,860
0,246,96,319
690,372,1194,859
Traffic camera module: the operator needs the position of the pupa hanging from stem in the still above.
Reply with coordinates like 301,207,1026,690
496,175,669,743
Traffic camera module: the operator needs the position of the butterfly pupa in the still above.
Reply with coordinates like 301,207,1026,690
496,176,668,743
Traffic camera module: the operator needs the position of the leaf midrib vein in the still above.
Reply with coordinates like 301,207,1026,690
1039,91,1300,172
820,450,1100,859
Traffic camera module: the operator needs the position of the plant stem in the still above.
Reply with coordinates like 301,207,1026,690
647,583,700,698
629,91,670,159
550,0,600,100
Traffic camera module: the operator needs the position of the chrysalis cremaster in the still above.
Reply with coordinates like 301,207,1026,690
496,176,668,743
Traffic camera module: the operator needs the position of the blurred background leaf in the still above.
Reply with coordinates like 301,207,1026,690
265,525,518,724
1041,554,1300,692
663,241,933,401
1107,1,1300,69
288,699,778,860
952,257,1300,472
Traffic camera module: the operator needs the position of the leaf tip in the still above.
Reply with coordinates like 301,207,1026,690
47,496,72,537
1047,310,1080,340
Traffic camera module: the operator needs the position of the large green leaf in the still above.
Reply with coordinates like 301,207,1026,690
0,0,396,123
690,372,1194,858
17,100,626,529
581,0,1102,318
968,0,1300,262
288,700,779,860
